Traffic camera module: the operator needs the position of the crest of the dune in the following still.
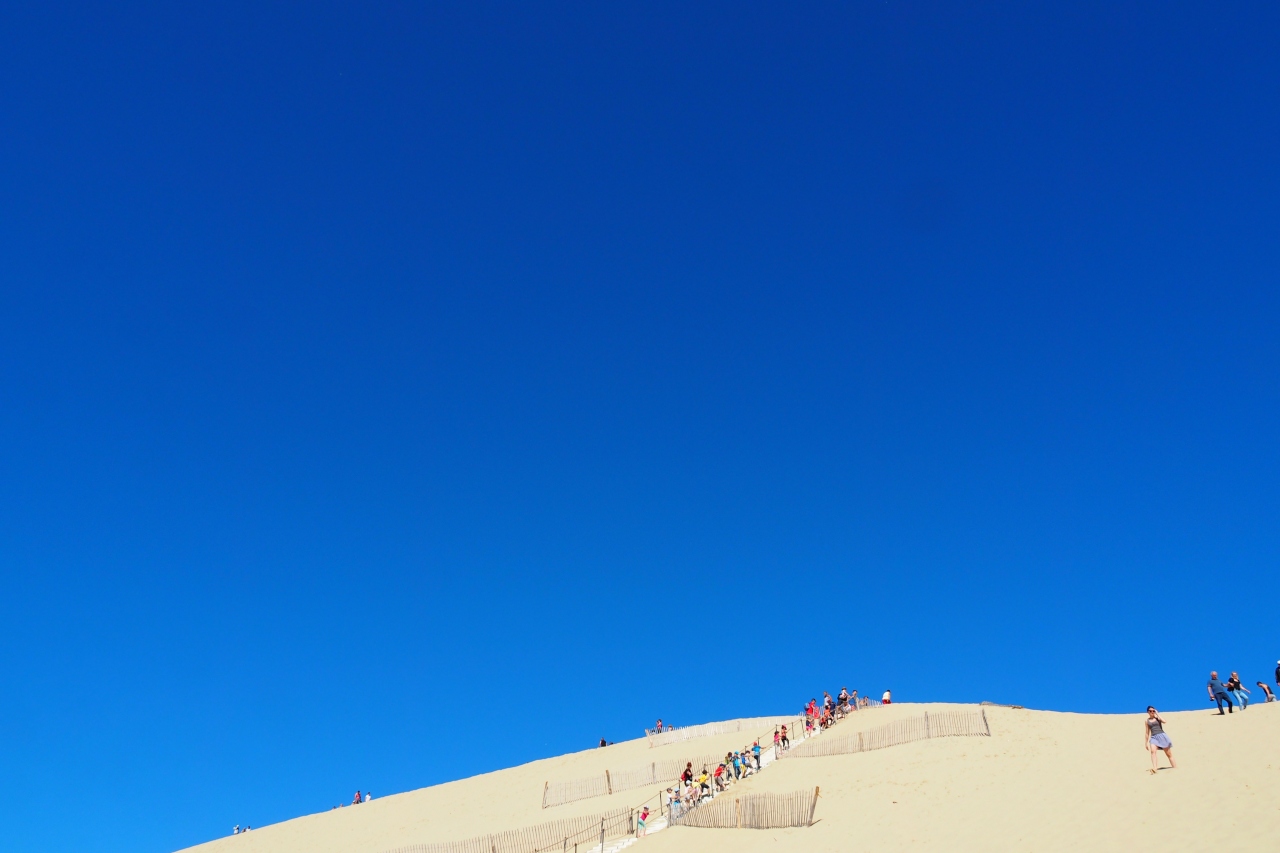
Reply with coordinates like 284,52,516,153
178,702,1279,853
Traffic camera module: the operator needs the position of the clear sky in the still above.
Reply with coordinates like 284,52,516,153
1,3,1277,852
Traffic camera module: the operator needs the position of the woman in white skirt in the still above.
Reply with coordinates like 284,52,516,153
1144,706,1176,774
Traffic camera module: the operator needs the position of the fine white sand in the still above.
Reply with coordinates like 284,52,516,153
179,702,1280,853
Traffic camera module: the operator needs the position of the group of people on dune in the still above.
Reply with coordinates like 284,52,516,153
645,682,887,833
660,741,765,823
801,686,887,734
1145,663,1280,776
1205,667,1275,714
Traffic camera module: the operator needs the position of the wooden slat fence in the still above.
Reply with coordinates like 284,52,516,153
548,713,822,809
382,808,632,853
542,753,726,808
782,709,989,759
645,716,790,748
669,789,818,829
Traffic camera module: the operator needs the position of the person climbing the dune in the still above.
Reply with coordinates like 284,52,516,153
1256,681,1275,702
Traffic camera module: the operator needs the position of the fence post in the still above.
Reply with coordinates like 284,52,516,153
651,762,655,783
542,781,549,809
858,731,864,752
599,818,604,853
925,711,930,739
735,798,741,829
808,787,820,826
605,770,612,796
982,707,990,736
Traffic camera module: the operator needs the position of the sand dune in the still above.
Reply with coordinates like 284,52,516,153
180,702,1280,852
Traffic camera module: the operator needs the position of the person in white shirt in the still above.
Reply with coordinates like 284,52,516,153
882,689,892,705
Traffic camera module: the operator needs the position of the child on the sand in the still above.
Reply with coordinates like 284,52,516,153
636,807,648,837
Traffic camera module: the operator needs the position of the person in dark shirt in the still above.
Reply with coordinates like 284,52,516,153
1207,671,1234,714
1226,672,1250,709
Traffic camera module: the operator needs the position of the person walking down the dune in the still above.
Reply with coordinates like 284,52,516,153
780,724,790,750
1256,681,1275,702
1207,672,1235,714
882,689,892,705
1227,672,1250,709
1144,706,1176,774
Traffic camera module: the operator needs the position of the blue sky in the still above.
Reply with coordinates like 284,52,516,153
1,3,1278,852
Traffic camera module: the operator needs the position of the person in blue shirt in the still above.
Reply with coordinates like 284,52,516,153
1207,671,1234,714
751,741,762,770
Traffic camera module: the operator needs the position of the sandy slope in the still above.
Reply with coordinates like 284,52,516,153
181,716,791,853
180,703,1280,853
